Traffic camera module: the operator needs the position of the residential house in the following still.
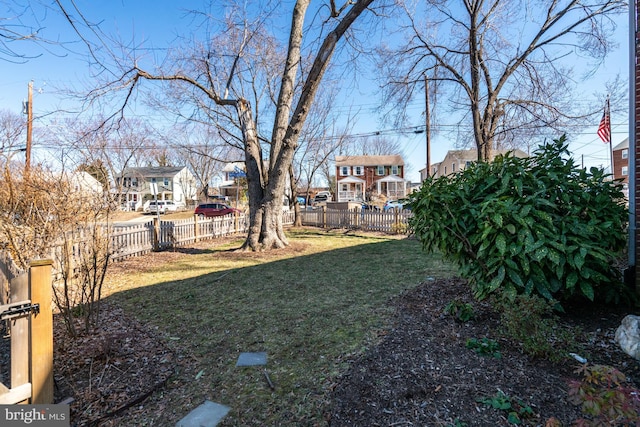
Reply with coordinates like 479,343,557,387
68,171,104,194
612,138,629,198
335,155,407,202
431,148,528,178
215,161,292,207
215,162,246,202
115,166,198,211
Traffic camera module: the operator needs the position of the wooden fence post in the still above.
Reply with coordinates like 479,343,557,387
29,259,53,404
394,208,400,234
322,206,327,228
153,217,160,251
234,212,239,233
10,272,28,403
194,214,200,242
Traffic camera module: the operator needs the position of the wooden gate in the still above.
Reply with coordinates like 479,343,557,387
0,257,54,404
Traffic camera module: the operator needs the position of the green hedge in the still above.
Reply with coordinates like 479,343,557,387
409,136,630,305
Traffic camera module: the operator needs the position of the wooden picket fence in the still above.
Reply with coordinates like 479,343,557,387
0,254,54,405
299,207,412,233
47,208,409,282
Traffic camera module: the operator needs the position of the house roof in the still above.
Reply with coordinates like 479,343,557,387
612,138,629,151
376,175,407,183
337,176,366,184
335,155,404,166
222,161,245,172
440,148,528,163
120,166,187,178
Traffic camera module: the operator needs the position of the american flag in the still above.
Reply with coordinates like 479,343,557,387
597,98,611,144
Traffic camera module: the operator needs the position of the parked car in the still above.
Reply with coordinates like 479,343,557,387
195,203,241,217
383,200,410,211
148,200,178,214
313,191,332,206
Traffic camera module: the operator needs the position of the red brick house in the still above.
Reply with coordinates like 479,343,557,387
334,155,408,202
612,138,629,198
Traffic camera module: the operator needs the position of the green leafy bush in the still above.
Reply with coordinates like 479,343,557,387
409,136,629,305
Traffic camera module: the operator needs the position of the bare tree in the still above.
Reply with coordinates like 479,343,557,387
168,123,243,203
290,86,356,223
1,1,45,61
380,0,625,161
56,0,381,250
351,135,405,157
0,109,26,168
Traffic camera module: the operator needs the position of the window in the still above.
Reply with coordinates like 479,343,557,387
444,166,447,174
354,166,364,176
341,183,349,192
465,161,473,167
340,166,350,176
622,166,628,176
452,162,456,172
164,178,170,186
131,178,138,187
376,165,385,176
622,149,628,159
391,165,399,175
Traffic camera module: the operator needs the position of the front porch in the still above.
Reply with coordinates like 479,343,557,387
376,175,408,200
337,176,366,202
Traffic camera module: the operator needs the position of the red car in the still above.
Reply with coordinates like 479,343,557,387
195,203,241,217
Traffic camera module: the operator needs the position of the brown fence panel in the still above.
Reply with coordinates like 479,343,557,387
0,256,53,405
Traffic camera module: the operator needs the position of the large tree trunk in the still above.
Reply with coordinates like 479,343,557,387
235,100,290,251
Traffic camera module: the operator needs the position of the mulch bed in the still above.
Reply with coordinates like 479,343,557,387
328,277,640,426
52,304,175,426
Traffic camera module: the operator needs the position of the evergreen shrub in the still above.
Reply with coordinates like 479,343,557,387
409,136,629,305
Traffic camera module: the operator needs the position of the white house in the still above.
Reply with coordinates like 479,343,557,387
115,166,198,211
67,171,104,194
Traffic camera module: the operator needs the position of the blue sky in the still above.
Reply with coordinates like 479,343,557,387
0,1,631,182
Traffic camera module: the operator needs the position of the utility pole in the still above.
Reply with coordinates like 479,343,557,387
424,74,431,178
24,81,33,174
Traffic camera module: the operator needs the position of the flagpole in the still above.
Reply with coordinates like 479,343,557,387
607,97,613,176
598,95,613,174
